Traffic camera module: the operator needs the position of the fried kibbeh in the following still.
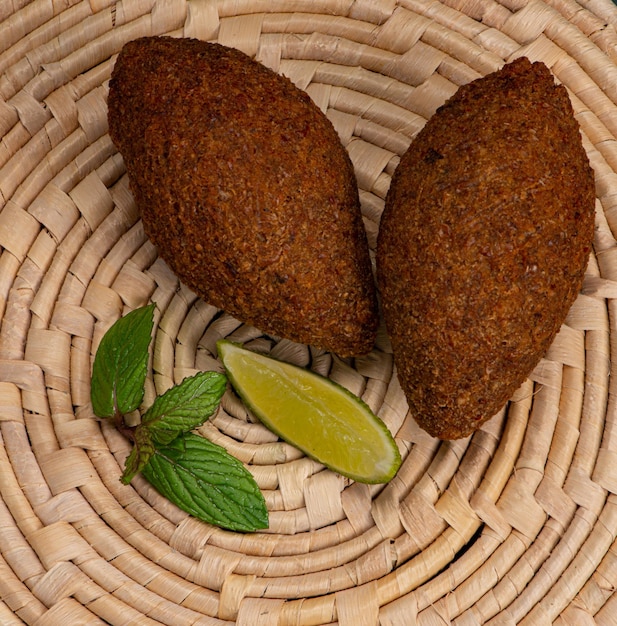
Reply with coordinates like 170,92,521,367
107,37,378,357
376,57,595,439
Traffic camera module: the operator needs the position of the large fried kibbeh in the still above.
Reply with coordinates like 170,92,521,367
107,36,378,357
376,57,595,439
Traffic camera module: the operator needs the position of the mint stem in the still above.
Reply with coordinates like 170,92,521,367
116,410,136,442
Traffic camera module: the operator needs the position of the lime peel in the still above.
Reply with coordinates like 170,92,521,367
217,340,401,484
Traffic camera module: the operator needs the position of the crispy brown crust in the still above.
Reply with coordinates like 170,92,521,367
376,57,595,439
108,37,378,357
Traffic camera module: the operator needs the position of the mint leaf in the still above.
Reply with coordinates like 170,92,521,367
141,433,268,532
143,371,227,445
121,425,156,485
91,304,155,417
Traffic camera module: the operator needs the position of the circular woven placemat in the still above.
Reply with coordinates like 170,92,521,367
2,1,617,624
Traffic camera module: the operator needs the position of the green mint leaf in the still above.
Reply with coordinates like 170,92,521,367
143,371,227,445
121,425,156,485
141,433,268,532
91,304,155,418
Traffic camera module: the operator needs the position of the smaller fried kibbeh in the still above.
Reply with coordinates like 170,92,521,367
376,57,595,439
108,37,378,357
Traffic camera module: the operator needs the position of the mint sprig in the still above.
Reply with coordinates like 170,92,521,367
90,304,268,532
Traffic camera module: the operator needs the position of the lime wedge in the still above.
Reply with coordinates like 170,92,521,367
217,340,401,483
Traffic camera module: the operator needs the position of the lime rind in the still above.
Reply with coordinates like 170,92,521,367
217,340,401,483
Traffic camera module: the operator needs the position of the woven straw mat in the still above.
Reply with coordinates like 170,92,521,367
2,1,617,625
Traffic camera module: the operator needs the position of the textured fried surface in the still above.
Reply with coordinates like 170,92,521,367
376,57,595,439
108,37,378,357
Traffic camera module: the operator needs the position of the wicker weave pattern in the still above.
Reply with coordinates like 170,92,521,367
1,1,617,624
